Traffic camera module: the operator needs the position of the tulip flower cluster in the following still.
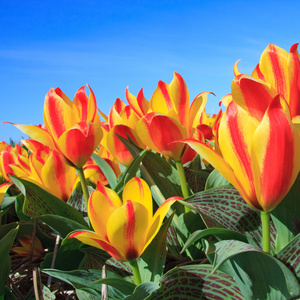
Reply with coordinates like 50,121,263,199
1,42,300,299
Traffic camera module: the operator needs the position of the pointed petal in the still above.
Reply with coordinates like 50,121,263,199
251,95,300,212
126,87,149,118
169,72,190,128
122,177,153,218
69,230,125,261
7,123,56,149
288,43,300,117
43,88,75,140
189,92,215,129
107,200,149,261
57,122,103,168
150,80,173,114
259,44,290,101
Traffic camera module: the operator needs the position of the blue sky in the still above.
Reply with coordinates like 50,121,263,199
1,0,299,143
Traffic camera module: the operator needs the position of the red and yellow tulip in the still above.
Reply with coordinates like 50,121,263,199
11,234,44,257
232,43,300,121
182,96,300,212
136,73,215,161
69,177,179,261
10,85,103,168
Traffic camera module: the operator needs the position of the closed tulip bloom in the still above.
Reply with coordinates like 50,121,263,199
183,95,300,212
10,85,103,168
136,73,215,161
69,177,179,261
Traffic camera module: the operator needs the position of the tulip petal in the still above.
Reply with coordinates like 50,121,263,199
137,113,187,161
44,88,75,140
251,95,300,212
88,186,122,239
218,102,261,209
169,72,190,129
150,81,173,114
69,230,125,261
72,85,99,124
7,123,56,150
189,92,214,129
122,177,153,218
126,87,149,118
288,43,300,117
107,200,149,261
231,74,276,121
259,44,290,102
57,122,103,168
41,150,75,201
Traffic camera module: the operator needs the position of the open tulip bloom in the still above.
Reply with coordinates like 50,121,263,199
69,177,179,284
182,95,300,253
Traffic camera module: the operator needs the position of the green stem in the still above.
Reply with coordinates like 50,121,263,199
129,259,142,285
175,159,190,213
261,211,270,254
76,167,90,209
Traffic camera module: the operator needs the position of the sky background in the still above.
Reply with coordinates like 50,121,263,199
0,0,299,143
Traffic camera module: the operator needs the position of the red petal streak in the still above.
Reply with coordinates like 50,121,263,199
267,44,288,98
46,89,68,138
124,200,139,260
158,81,173,110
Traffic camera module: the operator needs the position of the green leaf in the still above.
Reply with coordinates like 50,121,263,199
205,169,230,190
124,282,159,300
91,152,118,189
147,264,243,299
139,213,174,284
211,239,300,300
10,176,87,227
38,214,89,238
183,154,208,193
15,193,31,221
0,227,19,297
114,148,148,195
182,227,248,254
42,268,134,299
184,186,277,249
276,233,300,282
75,288,101,300
93,277,136,295
175,210,206,260
0,195,16,211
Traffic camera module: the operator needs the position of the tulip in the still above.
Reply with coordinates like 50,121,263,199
69,177,179,283
136,73,215,201
182,96,300,253
231,43,300,121
10,85,103,169
11,234,44,257
28,147,77,202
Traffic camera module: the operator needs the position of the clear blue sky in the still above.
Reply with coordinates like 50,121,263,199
1,0,299,143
